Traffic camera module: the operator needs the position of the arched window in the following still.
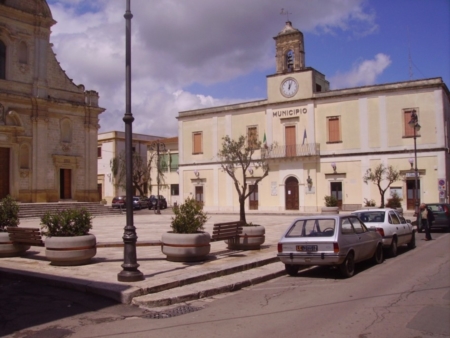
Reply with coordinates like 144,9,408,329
61,119,72,143
18,41,28,64
286,50,294,72
0,40,6,79
20,144,30,169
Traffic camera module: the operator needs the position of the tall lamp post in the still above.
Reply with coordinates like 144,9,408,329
118,0,144,282
149,140,166,214
408,110,421,216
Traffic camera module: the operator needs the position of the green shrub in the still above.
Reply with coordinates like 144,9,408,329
363,198,376,207
40,208,93,237
386,192,402,209
324,195,338,207
0,195,20,231
171,197,208,233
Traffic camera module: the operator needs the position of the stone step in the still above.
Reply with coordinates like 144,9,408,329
132,261,285,308
17,203,121,218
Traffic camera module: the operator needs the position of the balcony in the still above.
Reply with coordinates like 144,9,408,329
262,143,320,159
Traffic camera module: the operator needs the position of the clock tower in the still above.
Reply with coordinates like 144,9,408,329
274,21,305,74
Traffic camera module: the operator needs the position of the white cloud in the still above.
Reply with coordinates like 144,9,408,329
47,0,378,136
329,53,392,89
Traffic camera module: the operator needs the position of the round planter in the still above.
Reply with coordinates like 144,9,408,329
0,232,30,257
161,232,211,262
45,234,96,266
321,207,339,214
226,225,265,250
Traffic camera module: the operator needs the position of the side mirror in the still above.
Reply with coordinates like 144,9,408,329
406,219,411,223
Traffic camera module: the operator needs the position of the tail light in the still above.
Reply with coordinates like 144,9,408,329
376,227,385,237
277,243,282,253
444,205,449,216
333,242,339,253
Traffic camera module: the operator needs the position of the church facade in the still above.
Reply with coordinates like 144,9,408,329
0,0,104,202
177,21,450,212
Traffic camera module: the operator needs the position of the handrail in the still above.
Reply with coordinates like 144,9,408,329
262,143,320,159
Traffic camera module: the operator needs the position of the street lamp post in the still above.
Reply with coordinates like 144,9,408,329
149,140,166,214
118,0,144,282
408,110,421,217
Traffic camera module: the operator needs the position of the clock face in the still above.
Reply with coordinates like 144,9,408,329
281,78,298,98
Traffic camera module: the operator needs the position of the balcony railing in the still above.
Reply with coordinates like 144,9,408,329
262,143,320,159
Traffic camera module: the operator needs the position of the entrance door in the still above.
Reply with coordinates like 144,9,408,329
249,184,258,210
195,186,203,206
97,183,102,201
406,179,420,210
330,182,343,209
60,169,72,199
285,126,296,157
285,177,299,210
0,147,10,199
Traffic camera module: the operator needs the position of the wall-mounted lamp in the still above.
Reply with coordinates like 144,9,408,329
107,173,112,182
306,176,313,190
331,162,337,173
248,168,254,175
408,158,414,169
194,170,200,177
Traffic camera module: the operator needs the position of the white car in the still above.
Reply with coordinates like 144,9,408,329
352,208,415,257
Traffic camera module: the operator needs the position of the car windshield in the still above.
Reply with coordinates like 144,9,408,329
355,211,385,223
286,219,336,237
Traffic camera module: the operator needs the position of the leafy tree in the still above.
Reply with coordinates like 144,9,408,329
218,135,270,224
363,164,403,208
110,151,165,196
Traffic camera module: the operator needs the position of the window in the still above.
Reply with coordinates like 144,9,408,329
286,50,294,72
0,40,6,79
404,109,420,137
97,146,102,158
160,154,169,172
350,217,367,234
60,119,72,143
171,184,179,196
170,153,179,170
327,116,341,143
193,132,202,154
247,126,258,149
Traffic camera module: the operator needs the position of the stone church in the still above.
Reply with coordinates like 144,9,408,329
0,0,104,202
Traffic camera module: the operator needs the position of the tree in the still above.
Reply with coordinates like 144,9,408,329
363,164,403,208
110,151,165,196
218,135,270,224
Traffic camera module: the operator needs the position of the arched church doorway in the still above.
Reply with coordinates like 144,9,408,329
285,176,299,210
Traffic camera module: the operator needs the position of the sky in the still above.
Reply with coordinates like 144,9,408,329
46,0,450,138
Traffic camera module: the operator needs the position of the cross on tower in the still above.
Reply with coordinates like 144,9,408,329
280,8,292,21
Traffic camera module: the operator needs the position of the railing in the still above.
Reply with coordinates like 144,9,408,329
262,143,320,159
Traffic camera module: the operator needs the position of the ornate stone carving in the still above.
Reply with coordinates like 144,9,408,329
61,142,71,152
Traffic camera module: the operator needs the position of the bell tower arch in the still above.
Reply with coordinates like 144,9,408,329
274,21,305,74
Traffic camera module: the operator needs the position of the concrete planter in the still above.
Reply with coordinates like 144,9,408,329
226,225,265,250
0,232,30,257
321,207,339,214
161,232,211,262
45,234,96,266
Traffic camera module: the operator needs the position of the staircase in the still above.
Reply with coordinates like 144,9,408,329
18,202,121,218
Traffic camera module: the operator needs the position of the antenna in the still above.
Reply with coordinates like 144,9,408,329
280,8,292,22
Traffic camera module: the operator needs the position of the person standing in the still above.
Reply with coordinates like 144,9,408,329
419,203,433,241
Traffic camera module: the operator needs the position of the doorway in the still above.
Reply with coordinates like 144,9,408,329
285,177,299,210
406,179,420,210
249,184,258,210
0,147,10,199
285,126,296,157
60,169,72,199
97,183,102,201
195,186,204,206
330,182,343,209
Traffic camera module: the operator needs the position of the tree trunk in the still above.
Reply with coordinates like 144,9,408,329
239,196,246,224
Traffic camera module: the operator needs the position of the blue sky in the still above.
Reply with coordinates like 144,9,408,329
46,0,450,136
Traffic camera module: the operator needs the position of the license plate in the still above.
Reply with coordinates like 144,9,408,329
296,245,318,252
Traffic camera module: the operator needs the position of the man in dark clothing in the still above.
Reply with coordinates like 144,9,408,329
419,203,433,241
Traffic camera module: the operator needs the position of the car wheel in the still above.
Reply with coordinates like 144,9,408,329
371,244,384,264
407,232,416,250
339,252,355,278
388,238,398,257
285,264,300,276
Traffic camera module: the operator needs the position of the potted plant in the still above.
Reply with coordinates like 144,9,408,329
226,222,265,250
363,198,377,207
321,195,339,214
386,192,403,215
161,197,210,262
0,195,30,257
40,208,96,266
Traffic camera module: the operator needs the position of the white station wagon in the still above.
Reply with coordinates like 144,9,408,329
277,215,383,278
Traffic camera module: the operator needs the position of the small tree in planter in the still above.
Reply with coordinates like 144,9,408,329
363,198,377,207
0,195,28,257
322,195,339,214
363,164,403,208
162,197,210,262
40,208,96,266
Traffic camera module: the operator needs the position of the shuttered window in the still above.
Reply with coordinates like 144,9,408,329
327,116,340,143
193,132,202,154
404,110,420,137
247,127,258,149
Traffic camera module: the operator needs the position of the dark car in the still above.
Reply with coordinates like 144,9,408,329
111,196,126,209
148,195,167,210
426,203,450,232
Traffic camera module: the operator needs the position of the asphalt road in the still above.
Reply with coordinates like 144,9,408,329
1,230,449,338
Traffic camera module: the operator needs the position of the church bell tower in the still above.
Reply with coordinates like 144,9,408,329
274,21,305,74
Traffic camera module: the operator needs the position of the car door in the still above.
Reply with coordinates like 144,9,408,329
428,204,448,228
388,211,406,245
349,216,375,261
